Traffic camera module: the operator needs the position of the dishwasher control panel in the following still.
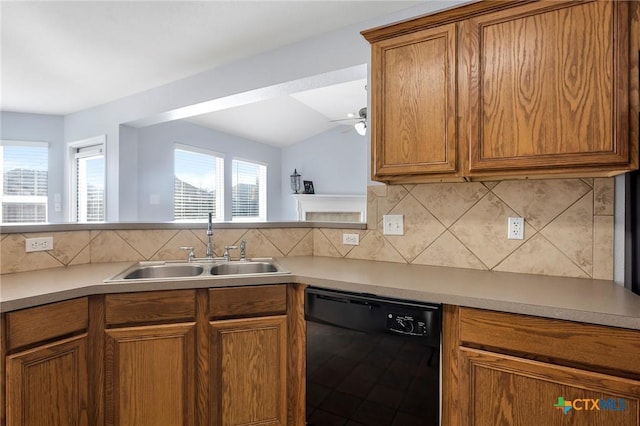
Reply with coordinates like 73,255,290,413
386,313,428,336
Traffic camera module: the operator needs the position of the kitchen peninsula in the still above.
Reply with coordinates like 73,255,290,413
1,256,639,425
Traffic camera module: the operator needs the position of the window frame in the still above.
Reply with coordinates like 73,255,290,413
68,135,106,223
0,140,49,224
174,143,225,222
231,157,267,222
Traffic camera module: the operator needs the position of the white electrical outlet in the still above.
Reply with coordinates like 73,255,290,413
507,217,524,240
343,233,360,245
383,214,404,236
25,237,54,252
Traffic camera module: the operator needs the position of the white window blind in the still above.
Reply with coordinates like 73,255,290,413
174,145,224,221
232,159,266,221
75,144,105,222
0,141,48,223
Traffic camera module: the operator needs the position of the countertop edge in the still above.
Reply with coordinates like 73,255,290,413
2,257,640,331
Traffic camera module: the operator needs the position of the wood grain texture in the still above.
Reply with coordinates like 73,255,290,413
286,284,306,426
105,289,196,326
372,23,458,179
88,295,106,426
468,0,631,172
630,1,640,172
195,289,209,426
459,307,640,378
459,347,640,426
6,334,88,426
210,316,287,426
209,285,286,319
6,297,88,351
442,305,461,426
104,322,196,426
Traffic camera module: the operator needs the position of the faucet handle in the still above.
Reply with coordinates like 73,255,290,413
179,246,195,261
223,245,238,261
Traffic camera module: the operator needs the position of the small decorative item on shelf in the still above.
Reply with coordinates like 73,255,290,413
290,169,301,194
303,180,315,194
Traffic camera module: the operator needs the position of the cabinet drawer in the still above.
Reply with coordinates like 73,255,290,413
209,285,287,319
105,290,196,326
5,297,88,351
459,307,640,376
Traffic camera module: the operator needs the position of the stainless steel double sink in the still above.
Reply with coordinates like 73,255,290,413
106,258,288,282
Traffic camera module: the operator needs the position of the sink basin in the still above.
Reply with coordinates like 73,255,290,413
105,258,288,282
210,261,279,275
105,261,207,281
122,263,205,279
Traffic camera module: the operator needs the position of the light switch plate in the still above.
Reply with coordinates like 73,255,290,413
383,214,404,236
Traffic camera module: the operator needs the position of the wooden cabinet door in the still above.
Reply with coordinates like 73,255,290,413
210,315,287,426
104,323,196,426
463,0,632,175
6,334,88,426
371,23,458,180
459,347,640,426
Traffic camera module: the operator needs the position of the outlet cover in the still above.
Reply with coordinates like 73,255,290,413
342,233,360,245
25,236,54,252
383,214,404,236
507,217,524,240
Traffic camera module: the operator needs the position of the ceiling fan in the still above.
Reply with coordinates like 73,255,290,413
331,107,367,136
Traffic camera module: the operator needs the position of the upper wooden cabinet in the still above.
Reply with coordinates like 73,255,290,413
363,0,639,183
370,23,459,179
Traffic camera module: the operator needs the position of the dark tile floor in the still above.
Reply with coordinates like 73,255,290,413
306,321,439,426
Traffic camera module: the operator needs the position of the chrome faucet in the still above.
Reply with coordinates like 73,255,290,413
206,212,214,258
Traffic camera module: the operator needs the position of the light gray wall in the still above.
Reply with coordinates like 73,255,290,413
62,1,467,221
281,126,368,220
0,111,66,222
119,124,139,221
137,120,282,222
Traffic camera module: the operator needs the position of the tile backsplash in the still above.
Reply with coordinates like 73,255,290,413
0,178,614,280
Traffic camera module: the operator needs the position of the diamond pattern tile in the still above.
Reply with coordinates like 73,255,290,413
450,193,530,269
411,183,488,227
0,177,615,280
492,179,591,230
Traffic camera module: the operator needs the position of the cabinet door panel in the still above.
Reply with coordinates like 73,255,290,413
460,348,640,426
105,323,196,426
372,23,457,177
466,0,630,173
210,316,287,426
6,334,88,426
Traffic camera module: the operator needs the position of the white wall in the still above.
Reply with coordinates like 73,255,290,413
137,120,282,222
0,111,66,222
281,126,368,220
62,1,468,221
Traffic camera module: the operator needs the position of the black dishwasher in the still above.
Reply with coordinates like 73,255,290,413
305,287,441,426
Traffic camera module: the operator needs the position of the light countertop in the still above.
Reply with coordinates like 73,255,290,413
1,256,640,330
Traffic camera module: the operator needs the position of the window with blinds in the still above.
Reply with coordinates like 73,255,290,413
0,141,49,223
74,144,105,222
232,159,266,221
174,145,224,221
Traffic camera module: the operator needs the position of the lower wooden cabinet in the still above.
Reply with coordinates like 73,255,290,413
104,323,196,426
444,306,640,426
459,348,639,426
6,334,89,426
210,316,288,426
